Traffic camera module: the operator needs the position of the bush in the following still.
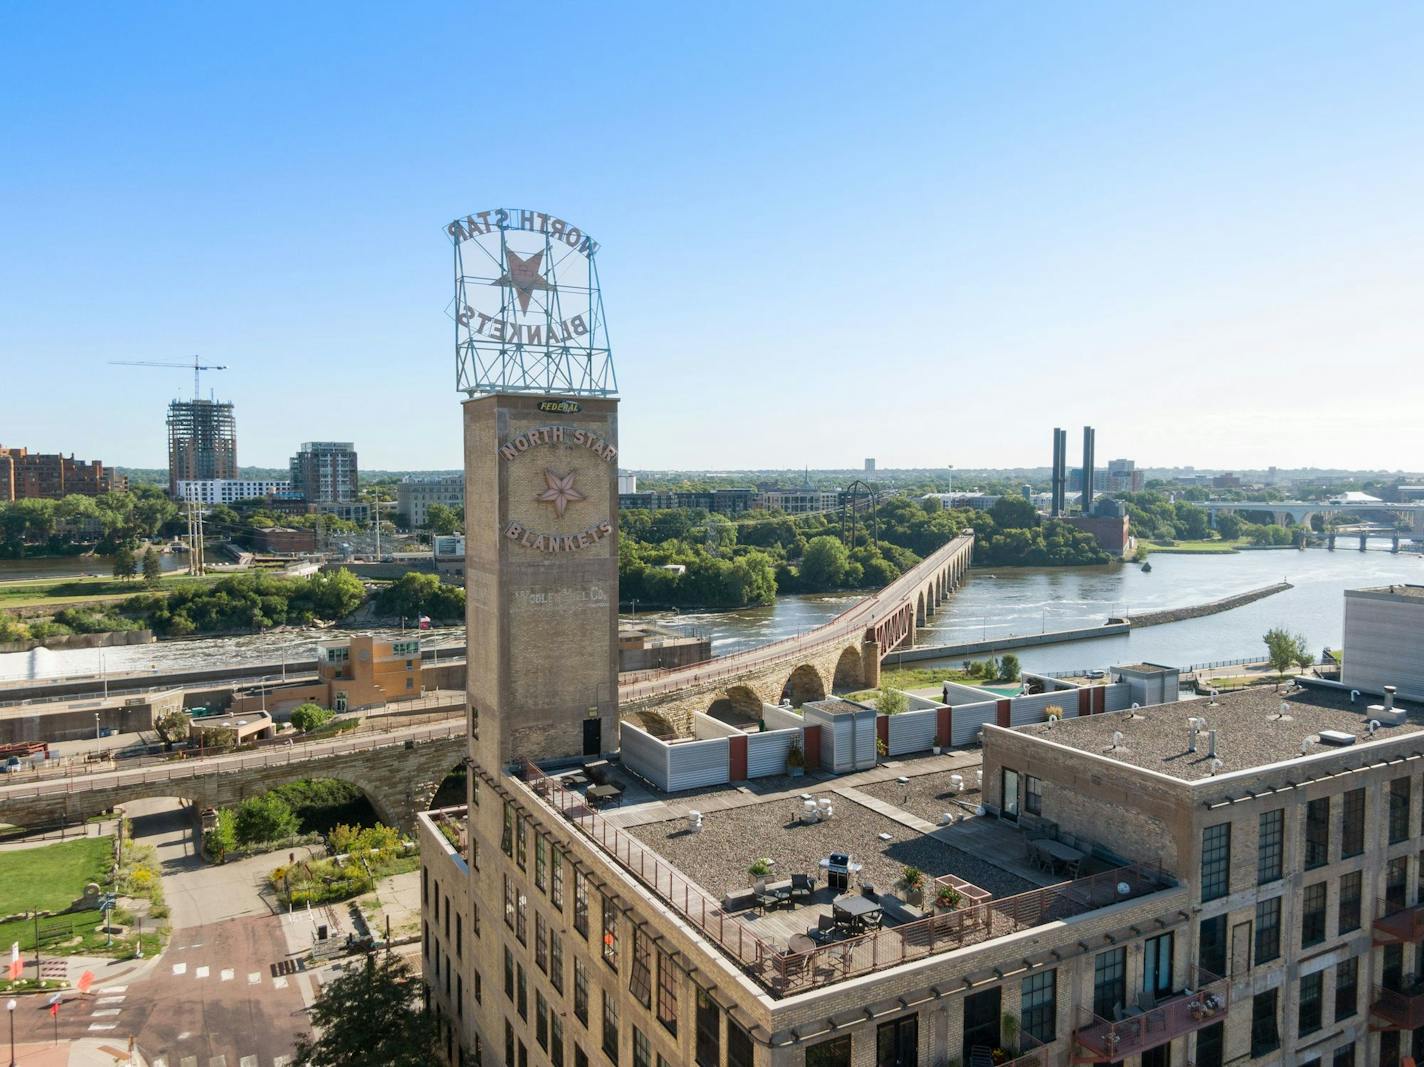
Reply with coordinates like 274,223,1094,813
875,686,909,715
290,703,334,733
999,654,1021,681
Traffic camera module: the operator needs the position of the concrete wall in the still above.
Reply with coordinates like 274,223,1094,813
0,688,183,744
759,702,804,732
884,622,1130,664
1343,589,1424,701
690,712,742,740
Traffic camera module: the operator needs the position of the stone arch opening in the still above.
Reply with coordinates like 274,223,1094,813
781,664,826,707
633,710,679,740
916,590,927,626
832,646,865,692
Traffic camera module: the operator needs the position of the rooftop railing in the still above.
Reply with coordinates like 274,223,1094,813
1073,966,1229,1061
1372,982,1424,1031
522,760,1170,995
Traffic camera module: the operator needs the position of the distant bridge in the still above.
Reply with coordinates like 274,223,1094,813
1201,499,1424,533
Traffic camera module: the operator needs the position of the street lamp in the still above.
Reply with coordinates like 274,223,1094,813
94,712,101,742
7,996,16,1067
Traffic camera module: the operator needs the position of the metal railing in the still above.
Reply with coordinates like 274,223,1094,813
522,760,1168,995
618,535,973,702
0,717,463,803
1073,966,1228,1060
1372,983,1424,1031
1375,896,1424,943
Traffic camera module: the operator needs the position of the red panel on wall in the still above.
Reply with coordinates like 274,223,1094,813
996,699,1011,727
937,706,952,748
876,715,889,747
1093,687,1106,714
1078,687,1092,716
801,725,821,771
728,733,747,780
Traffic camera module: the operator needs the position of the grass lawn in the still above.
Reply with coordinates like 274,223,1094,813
0,836,113,914
0,572,222,610
0,908,161,959
1141,538,1250,555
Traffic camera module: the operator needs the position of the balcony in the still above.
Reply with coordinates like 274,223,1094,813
1374,897,1424,944
1073,967,1229,1062
1372,982,1424,1031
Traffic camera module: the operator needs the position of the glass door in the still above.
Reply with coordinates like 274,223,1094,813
962,986,1001,1062
1143,932,1174,998
1001,769,1020,821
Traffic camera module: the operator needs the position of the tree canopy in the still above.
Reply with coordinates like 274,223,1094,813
294,952,437,1067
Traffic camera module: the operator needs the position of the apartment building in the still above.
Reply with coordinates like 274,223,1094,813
0,446,126,500
290,441,359,503
400,474,466,529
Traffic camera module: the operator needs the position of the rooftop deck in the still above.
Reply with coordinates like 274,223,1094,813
521,757,1172,996
1016,685,1424,781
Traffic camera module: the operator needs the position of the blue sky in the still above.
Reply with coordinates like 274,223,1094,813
2,2,1420,473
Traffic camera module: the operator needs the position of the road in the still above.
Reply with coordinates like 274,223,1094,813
11,798,321,1067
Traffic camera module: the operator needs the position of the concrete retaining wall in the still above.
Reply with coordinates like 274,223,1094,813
884,623,1130,664
1126,581,1291,628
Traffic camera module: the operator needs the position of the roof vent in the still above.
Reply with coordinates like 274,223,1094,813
1369,703,1407,727
1318,730,1356,747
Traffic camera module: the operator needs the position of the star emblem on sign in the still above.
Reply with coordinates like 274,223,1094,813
492,248,555,313
537,469,585,518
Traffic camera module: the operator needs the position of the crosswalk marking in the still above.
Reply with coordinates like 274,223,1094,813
180,1057,198,1067
172,963,187,976
195,965,210,978
274,1057,292,1067
239,1057,258,1067
99,985,127,994
91,1008,122,1017
96,995,126,1005
87,1023,117,1031
272,976,288,989
247,972,261,985
152,1059,167,1067
220,968,234,981
210,1056,227,1067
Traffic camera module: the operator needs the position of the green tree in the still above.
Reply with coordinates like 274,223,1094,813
294,952,438,1067
141,548,162,588
1263,627,1309,681
1215,512,1244,540
233,793,300,845
875,685,908,715
424,503,463,535
205,808,237,862
111,546,138,580
799,535,850,590
153,709,190,747
291,703,335,733
989,496,1039,530
1000,653,1021,681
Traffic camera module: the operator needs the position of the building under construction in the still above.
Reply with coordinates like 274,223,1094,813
167,399,237,496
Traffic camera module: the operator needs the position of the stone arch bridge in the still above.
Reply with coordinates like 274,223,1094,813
0,720,465,834
620,533,974,735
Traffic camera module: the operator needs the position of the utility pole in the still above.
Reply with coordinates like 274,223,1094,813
374,508,381,560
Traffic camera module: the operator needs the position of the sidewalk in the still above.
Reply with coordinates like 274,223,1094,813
10,1038,147,1066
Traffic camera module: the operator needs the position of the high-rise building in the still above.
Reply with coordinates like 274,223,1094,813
0,446,126,501
864,458,876,473
167,399,237,496
290,441,359,503
398,474,465,529
1081,425,1096,510
1107,458,1144,493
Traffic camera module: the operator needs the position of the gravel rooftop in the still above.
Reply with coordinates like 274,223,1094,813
627,793,1034,901
858,774,983,827
1016,685,1424,781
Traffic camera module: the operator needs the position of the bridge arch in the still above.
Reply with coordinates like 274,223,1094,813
832,645,866,692
781,664,827,707
916,591,927,626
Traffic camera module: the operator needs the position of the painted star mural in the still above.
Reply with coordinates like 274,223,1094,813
537,468,585,518
492,248,554,313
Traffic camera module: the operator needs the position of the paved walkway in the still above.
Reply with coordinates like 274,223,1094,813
832,785,937,834
10,1038,148,1066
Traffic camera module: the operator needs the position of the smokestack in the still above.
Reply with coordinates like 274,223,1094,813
1081,426,1096,512
1051,427,1068,517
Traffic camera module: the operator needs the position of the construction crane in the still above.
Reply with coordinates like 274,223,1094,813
109,355,228,399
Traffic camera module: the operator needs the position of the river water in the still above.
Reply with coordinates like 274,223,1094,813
1,544,1418,683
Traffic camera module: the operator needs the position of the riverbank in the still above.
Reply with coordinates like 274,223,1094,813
0,628,155,655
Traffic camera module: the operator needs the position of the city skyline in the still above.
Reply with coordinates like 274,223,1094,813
3,3,1421,471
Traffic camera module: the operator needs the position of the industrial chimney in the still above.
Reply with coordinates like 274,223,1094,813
1081,426,1096,512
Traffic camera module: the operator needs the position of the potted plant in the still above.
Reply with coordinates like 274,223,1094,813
935,884,961,912
786,739,804,778
1000,1012,1020,1056
875,736,888,760
747,857,772,884
901,865,925,906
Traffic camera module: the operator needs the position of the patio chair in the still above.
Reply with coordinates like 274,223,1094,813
969,1046,995,1067
1136,989,1158,1013
816,914,837,937
863,910,883,930
791,873,816,899
861,884,878,900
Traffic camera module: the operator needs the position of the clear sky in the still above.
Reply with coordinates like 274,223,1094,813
2,2,1420,473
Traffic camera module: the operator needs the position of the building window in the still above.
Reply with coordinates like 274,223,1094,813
629,926,652,1008
550,930,564,994
875,1014,918,1067
1341,787,1365,857
1334,956,1358,1021
504,946,514,1002
1299,971,1323,1036
1196,1020,1224,1067
573,958,588,1025
1333,1044,1355,1067
633,1028,652,1067
1199,914,1228,978
1387,856,1409,911
504,874,515,931
455,914,462,959
551,1013,565,1067
695,989,720,1067
1258,809,1284,884
1255,897,1282,964
1339,870,1362,932
1391,776,1412,844
505,1020,514,1067
1201,822,1231,901
1093,947,1126,1018
602,895,619,970
1250,988,1280,1058
804,1035,852,1067
551,846,564,911
728,1020,754,1067
536,913,548,973
517,963,527,1020
1021,970,1057,1043
574,871,589,937
516,814,528,871
656,948,678,1036
502,801,514,857
1302,882,1327,947
1305,796,1330,869
602,990,619,1062
537,991,549,1050
535,835,548,892
1025,775,1042,816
